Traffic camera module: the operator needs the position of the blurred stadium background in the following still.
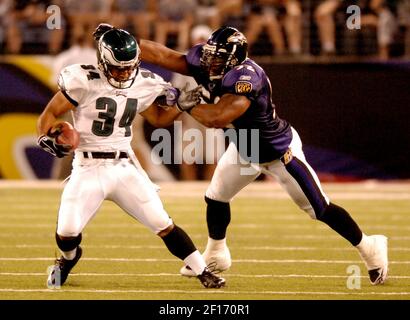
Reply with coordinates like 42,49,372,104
0,0,410,300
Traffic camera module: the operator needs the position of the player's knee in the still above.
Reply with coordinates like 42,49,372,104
301,205,317,219
299,201,330,220
205,188,232,203
205,196,230,206
316,202,349,222
205,196,230,219
315,203,332,221
157,223,174,238
56,232,82,252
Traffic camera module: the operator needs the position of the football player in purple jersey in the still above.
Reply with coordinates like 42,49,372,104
139,26,388,285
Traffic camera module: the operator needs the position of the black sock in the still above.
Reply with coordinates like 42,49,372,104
317,202,363,246
55,233,82,251
205,196,231,240
161,225,197,260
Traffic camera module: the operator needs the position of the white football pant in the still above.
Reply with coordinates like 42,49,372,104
57,153,172,237
205,127,330,219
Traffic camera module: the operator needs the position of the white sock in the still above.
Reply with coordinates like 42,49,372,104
184,250,207,275
356,233,370,252
205,237,227,252
62,248,77,260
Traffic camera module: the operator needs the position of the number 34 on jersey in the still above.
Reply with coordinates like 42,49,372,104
57,64,170,150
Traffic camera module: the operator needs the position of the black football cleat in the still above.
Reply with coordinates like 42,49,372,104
197,268,226,288
47,246,82,288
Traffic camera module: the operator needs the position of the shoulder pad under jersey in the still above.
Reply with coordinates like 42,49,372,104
221,62,263,98
139,67,167,84
58,64,92,106
133,67,173,113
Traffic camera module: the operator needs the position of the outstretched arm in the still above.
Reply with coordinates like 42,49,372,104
139,39,190,75
189,94,251,128
140,104,182,128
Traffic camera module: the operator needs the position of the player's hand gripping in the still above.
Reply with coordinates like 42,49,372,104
37,127,71,158
157,83,202,113
175,83,203,113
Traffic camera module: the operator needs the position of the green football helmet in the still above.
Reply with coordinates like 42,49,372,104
97,28,140,89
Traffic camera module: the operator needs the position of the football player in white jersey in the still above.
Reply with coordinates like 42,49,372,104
37,25,225,289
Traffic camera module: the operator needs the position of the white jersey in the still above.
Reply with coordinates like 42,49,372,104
58,64,168,151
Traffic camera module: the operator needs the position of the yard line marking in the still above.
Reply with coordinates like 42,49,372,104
0,233,207,239
2,272,410,279
0,288,409,296
1,181,410,200
232,259,410,264
1,192,409,200
3,214,410,223
1,233,410,241
2,223,410,231
0,257,175,262
241,246,410,251
0,257,409,264
276,235,410,241
0,223,147,229
0,244,166,249
0,272,179,277
0,231,409,241
2,244,410,252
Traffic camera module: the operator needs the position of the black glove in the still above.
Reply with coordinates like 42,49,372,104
175,83,203,113
93,23,114,41
37,132,71,158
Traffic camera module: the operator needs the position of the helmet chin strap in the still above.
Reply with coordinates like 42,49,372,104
108,77,133,89
104,66,138,89
208,53,236,81
209,74,223,81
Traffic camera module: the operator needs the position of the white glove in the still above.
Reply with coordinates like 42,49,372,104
164,86,180,106
155,85,181,108
175,83,203,113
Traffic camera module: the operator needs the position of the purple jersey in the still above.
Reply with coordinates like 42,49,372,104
186,44,292,163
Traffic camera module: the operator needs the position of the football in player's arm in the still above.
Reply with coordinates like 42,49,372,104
37,67,191,157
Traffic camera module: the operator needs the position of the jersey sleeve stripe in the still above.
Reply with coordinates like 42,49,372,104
61,90,79,107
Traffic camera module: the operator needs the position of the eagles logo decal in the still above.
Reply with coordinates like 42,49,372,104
235,81,252,94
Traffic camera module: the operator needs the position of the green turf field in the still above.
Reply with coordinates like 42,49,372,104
0,181,409,300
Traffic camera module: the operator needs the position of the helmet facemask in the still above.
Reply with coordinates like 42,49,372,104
200,44,238,81
103,62,139,89
97,29,141,89
200,27,248,81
